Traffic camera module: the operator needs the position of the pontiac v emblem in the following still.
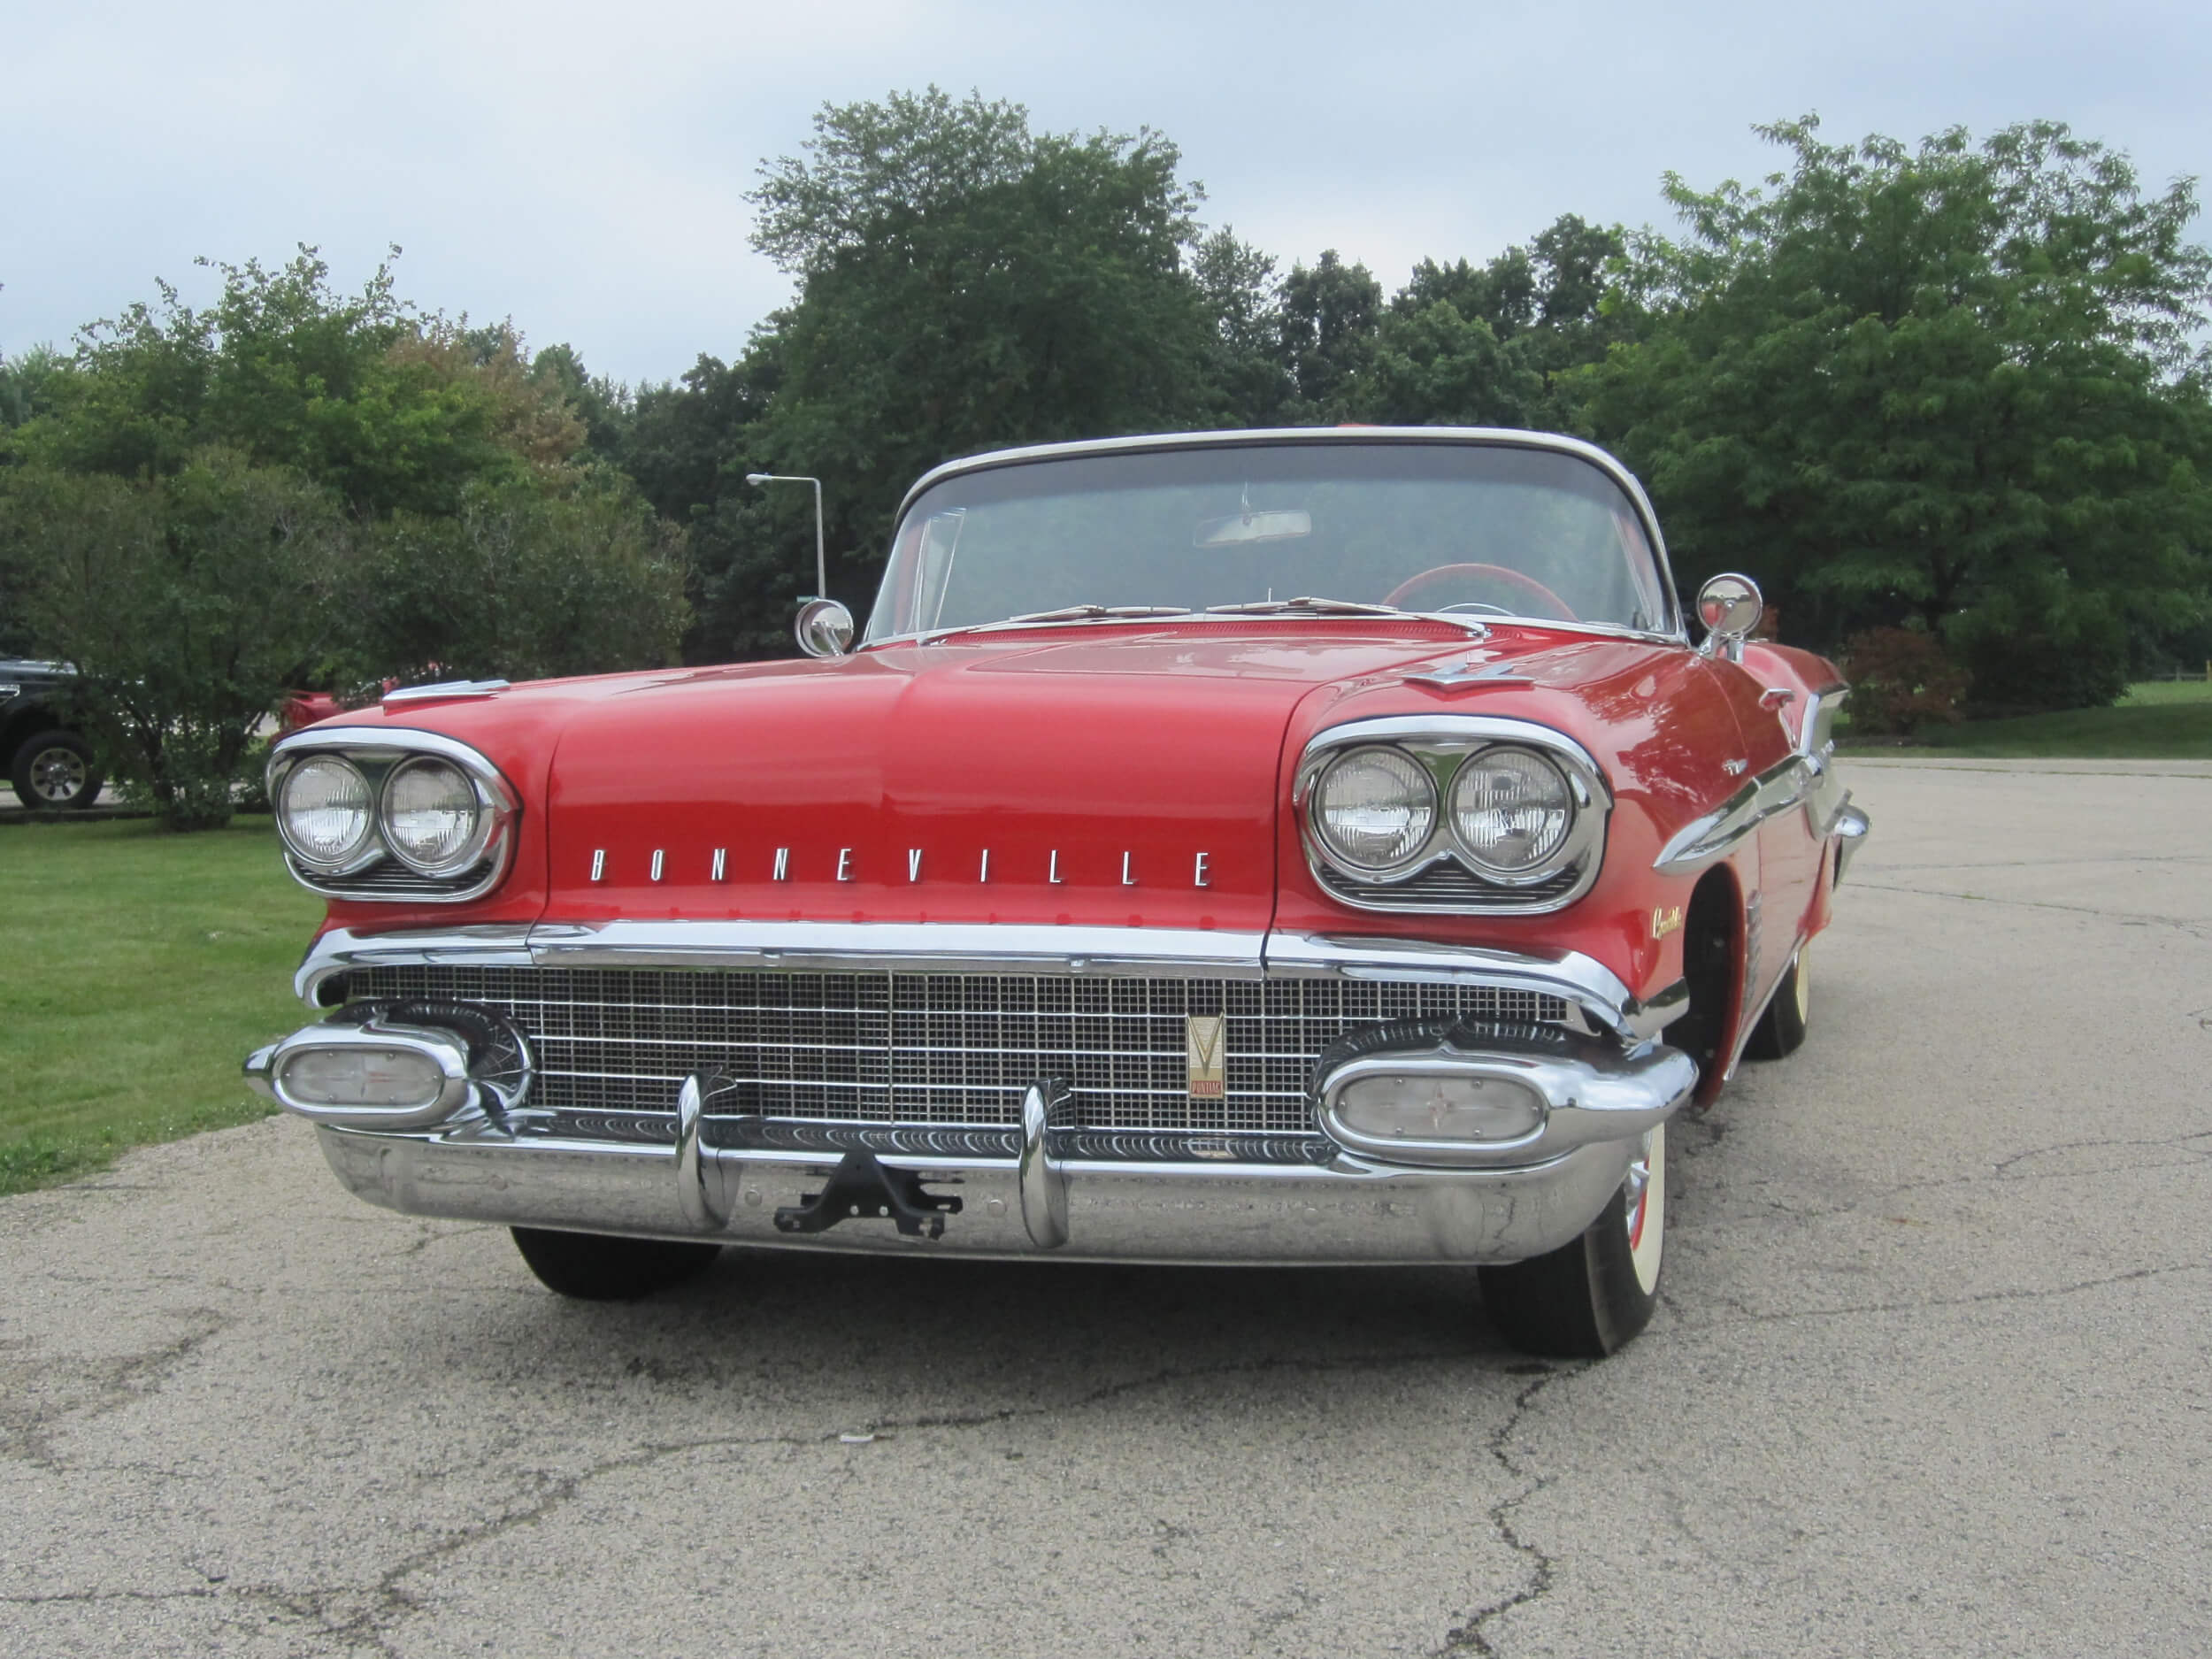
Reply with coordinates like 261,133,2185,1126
1186,1014,1225,1100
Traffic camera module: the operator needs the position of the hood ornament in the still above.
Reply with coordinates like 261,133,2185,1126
1405,657,1533,694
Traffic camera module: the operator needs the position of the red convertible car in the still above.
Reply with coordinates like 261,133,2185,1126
246,429,1866,1356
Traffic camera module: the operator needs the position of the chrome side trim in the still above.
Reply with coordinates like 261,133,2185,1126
1292,715,1612,915
294,922,1687,1046
1653,753,1817,873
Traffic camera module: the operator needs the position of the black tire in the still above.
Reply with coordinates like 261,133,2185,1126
510,1227,721,1301
9,728,103,810
1743,946,1810,1061
1479,1125,1665,1358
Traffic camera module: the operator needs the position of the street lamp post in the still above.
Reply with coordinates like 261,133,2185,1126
744,473,827,599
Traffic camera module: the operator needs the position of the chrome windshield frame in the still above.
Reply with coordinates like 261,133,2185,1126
871,427,1689,648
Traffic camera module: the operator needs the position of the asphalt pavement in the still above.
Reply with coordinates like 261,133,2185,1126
4,757,2209,1658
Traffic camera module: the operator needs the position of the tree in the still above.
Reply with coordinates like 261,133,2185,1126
1278,250,1382,419
5,250,588,518
1362,216,1631,431
1192,228,1294,427
0,451,351,828
1575,119,2212,707
351,473,689,687
722,88,1227,653
0,250,687,820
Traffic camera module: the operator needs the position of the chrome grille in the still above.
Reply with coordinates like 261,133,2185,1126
286,850,502,899
1316,858,1584,910
337,965,1570,1136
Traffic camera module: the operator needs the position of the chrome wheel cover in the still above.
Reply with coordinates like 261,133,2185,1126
1624,1122,1665,1294
27,745,88,804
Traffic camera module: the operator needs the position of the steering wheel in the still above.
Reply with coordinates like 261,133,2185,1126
1384,563,1578,622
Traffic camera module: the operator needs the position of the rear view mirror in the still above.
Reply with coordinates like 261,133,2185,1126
1195,509,1312,548
1695,573,1763,662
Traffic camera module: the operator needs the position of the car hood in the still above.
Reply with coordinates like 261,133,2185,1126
535,625,1504,932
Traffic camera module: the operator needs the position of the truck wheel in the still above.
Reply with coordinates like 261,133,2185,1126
510,1227,720,1301
1743,947,1810,1060
1479,1124,1665,1357
10,729,103,810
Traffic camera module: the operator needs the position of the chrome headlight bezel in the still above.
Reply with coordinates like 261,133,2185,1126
267,727,518,903
1294,716,1610,914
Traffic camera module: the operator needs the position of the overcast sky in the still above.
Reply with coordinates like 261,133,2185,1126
4,0,2207,386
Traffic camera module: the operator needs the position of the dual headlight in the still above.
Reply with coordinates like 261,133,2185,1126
1302,723,1608,901
271,733,514,897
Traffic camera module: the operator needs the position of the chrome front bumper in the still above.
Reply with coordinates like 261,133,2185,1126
254,924,1697,1267
310,1124,1657,1267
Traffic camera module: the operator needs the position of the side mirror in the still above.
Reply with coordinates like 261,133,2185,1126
795,596,855,659
1694,573,1763,662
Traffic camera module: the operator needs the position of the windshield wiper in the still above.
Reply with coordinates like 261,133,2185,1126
1206,595,1405,617
1003,604,1194,624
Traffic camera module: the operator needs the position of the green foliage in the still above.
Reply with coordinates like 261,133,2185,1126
648,88,1238,656
1375,216,1632,429
1279,250,1382,418
0,343,66,432
0,249,684,821
1575,118,2212,710
1360,299,1542,428
1884,682,2212,757
1836,626,1970,733
1192,228,1295,427
350,473,689,685
5,250,580,518
0,450,351,828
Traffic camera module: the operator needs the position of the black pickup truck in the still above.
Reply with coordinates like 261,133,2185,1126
0,658,104,809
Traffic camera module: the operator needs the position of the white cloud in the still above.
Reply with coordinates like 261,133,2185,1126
3,0,2205,382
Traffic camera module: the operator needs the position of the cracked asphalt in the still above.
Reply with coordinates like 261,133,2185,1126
6,757,2210,1658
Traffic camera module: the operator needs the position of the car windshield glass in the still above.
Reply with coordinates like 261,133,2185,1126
864,442,1671,641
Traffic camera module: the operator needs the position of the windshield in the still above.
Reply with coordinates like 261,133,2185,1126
864,441,1672,641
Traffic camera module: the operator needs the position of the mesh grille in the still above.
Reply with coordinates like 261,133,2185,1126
288,851,501,899
337,965,1570,1136
1316,858,1584,910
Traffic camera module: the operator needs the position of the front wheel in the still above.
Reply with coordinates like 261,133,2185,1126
510,1227,721,1301
1743,945,1810,1060
1479,1124,1665,1357
10,729,103,810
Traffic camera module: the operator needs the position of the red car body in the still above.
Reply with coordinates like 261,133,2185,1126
247,429,1866,1356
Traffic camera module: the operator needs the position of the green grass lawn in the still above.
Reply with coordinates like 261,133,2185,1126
1845,678,2212,759
0,818,323,1194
